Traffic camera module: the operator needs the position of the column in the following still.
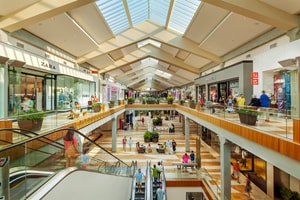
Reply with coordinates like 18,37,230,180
184,116,190,152
266,162,274,199
111,117,117,153
219,136,231,200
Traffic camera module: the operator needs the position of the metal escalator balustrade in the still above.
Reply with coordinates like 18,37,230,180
0,127,134,199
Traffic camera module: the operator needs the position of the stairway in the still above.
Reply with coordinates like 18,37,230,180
152,180,162,200
135,182,145,200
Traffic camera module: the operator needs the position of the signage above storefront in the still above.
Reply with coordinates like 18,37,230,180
251,72,259,85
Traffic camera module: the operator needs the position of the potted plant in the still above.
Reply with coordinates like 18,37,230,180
109,100,115,108
92,102,101,112
235,107,262,125
152,116,162,126
17,109,47,132
144,131,152,142
280,187,299,200
189,100,196,109
167,95,174,104
151,131,159,143
179,99,185,105
127,97,134,104
147,97,157,104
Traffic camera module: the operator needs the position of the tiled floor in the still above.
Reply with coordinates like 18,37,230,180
96,115,272,200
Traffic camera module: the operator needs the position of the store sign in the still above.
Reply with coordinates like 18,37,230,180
251,79,259,85
251,72,258,78
41,61,56,70
251,72,259,85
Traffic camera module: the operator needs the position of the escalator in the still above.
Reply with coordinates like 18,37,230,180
0,127,137,200
10,168,54,200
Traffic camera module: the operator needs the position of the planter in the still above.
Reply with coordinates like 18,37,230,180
146,100,156,104
18,118,44,132
109,103,114,108
152,137,159,143
238,113,258,125
93,105,101,112
189,104,196,109
144,138,151,143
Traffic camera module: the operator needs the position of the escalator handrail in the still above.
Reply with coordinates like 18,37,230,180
0,128,65,150
0,128,129,167
10,169,54,185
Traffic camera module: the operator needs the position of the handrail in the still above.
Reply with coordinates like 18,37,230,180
0,127,129,167
201,168,221,200
161,161,167,200
149,160,153,200
0,128,65,149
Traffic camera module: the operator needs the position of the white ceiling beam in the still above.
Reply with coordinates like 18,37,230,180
101,44,200,74
202,0,298,31
0,0,95,32
78,22,221,63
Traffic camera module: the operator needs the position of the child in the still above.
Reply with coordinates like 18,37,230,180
81,147,90,169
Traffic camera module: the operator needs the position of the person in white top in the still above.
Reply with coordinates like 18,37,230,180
166,140,172,154
157,161,163,181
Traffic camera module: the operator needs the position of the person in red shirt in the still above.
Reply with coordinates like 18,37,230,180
232,159,241,184
122,136,127,152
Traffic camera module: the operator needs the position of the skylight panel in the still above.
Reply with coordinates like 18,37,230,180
127,0,148,25
149,0,170,25
96,0,130,34
169,0,200,34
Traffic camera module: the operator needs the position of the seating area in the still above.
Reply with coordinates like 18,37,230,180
156,143,166,153
172,162,197,170
136,142,146,153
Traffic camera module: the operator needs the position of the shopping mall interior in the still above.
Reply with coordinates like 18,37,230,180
0,1,300,200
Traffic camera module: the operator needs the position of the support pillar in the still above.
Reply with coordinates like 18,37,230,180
184,116,190,152
111,117,117,153
266,162,274,199
219,136,231,200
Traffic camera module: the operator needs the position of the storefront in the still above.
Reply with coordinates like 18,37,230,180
6,65,96,116
195,61,253,104
0,42,97,119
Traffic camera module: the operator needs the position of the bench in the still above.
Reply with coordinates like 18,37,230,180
172,162,197,170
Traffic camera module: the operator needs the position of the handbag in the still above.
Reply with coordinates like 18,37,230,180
66,140,79,159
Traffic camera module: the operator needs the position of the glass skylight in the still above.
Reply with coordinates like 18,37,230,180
96,0,200,35
149,0,170,25
96,0,130,34
169,0,201,34
127,0,148,25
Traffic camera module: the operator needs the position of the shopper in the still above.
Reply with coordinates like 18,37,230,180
63,126,80,167
128,137,133,151
68,101,81,119
151,164,160,186
260,90,271,122
232,159,241,184
122,136,127,152
172,139,177,152
21,95,34,111
190,151,195,163
135,168,146,193
81,147,90,169
237,94,246,108
182,153,190,163
157,161,163,181
156,184,165,200
248,94,260,108
244,173,252,199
